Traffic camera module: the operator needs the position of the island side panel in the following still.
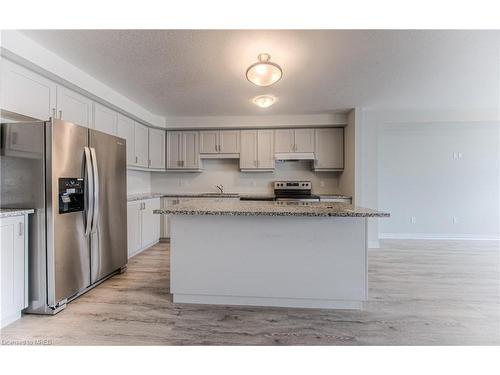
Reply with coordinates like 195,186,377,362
170,215,367,309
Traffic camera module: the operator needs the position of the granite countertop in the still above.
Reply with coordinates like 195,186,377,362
0,208,35,218
154,199,389,218
128,192,351,202
127,192,240,201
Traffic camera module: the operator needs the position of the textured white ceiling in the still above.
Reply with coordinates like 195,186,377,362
21,30,500,116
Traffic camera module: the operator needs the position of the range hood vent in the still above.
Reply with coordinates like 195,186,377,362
275,152,315,161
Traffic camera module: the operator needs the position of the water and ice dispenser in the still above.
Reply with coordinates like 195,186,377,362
58,178,85,214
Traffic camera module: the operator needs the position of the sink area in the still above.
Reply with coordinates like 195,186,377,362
198,193,239,198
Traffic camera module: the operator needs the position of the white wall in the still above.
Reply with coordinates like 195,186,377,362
378,121,499,239
127,170,151,195
151,159,341,195
357,109,500,241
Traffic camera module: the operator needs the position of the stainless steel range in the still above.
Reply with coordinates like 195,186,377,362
273,181,320,202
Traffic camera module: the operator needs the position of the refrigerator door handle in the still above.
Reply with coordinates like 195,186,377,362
90,147,100,234
84,147,94,237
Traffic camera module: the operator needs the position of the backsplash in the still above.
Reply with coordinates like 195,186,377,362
127,170,151,194
150,159,341,194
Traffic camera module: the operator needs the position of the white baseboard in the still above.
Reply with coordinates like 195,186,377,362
379,233,500,241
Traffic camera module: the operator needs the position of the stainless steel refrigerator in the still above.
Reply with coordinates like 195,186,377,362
0,118,127,314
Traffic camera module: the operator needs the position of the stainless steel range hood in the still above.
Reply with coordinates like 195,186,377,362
274,152,315,161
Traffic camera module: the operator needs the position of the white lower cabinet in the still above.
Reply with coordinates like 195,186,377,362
1,215,28,328
127,198,161,258
127,201,142,258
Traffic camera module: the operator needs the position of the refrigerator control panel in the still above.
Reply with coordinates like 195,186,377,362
59,178,85,214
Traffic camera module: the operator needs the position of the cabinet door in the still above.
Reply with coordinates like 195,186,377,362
240,130,258,169
134,122,149,168
199,130,219,153
314,128,344,170
127,202,142,258
116,114,135,166
166,131,182,169
93,103,117,135
56,86,93,127
183,131,200,169
1,216,26,325
257,130,275,169
148,128,166,169
141,198,161,247
0,59,56,120
219,130,240,153
294,128,314,152
274,129,294,153
160,198,170,238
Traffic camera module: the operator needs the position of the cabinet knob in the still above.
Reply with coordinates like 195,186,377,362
18,222,23,236
135,156,138,164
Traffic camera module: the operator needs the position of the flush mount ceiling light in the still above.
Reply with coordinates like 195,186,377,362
252,95,277,108
246,53,283,87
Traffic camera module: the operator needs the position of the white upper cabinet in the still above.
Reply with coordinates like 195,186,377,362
134,122,149,168
314,127,344,171
257,130,275,169
240,129,274,171
274,129,295,153
240,130,258,169
166,131,182,169
182,131,200,169
294,128,314,152
275,128,314,153
166,131,200,170
141,198,161,247
200,130,240,155
116,114,135,166
0,59,56,121
56,86,93,127
148,127,165,170
199,131,219,154
219,130,240,153
93,103,117,135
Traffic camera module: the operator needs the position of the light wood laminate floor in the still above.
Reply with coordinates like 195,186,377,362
1,240,498,345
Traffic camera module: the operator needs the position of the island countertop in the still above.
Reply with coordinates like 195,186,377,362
153,199,389,218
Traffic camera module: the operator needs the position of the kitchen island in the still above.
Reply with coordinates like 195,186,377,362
155,199,389,310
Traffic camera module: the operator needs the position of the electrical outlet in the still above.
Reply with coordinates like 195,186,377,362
320,180,325,188
410,216,416,224
252,180,257,187
453,216,458,224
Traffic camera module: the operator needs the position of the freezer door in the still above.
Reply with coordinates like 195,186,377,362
89,129,127,283
47,119,91,306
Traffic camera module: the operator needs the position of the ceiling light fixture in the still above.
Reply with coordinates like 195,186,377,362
246,53,283,87
252,95,277,108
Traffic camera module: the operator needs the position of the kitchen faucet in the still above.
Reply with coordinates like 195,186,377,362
216,184,224,194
